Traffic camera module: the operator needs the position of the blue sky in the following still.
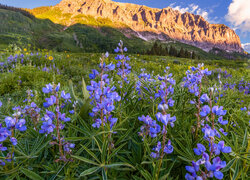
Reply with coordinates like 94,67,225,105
1,0,250,52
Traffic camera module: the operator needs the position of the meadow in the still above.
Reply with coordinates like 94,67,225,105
0,42,249,180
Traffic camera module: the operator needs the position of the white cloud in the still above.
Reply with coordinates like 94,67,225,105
169,3,215,23
242,43,250,52
226,0,250,32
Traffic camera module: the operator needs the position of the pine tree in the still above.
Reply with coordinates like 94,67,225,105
165,46,169,56
169,46,174,56
178,47,185,57
184,49,189,58
192,51,196,59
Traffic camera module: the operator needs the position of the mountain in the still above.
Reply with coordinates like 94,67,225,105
30,0,243,53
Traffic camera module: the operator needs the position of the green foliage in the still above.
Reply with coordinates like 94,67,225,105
0,47,249,179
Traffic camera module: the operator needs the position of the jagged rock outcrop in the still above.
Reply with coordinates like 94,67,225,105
53,0,243,52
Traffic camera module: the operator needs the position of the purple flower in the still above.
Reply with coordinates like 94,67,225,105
213,141,232,155
42,83,53,93
39,119,55,134
200,105,210,117
61,91,71,100
0,144,7,151
15,119,27,131
205,157,226,179
218,116,228,125
10,137,17,146
212,106,227,116
5,117,16,129
200,94,209,103
43,95,56,108
164,140,173,154
193,143,206,155
89,69,99,79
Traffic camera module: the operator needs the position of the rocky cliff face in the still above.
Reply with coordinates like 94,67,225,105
54,0,243,52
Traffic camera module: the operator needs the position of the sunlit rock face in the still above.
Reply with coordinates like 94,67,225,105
55,0,243,52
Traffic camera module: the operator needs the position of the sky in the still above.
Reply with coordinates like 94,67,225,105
1,0,250,52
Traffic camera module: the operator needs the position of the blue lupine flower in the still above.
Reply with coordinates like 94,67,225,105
114,41,131,84
219,128,228,136
200,94,209,103
87,53,120,129
42,83,53,93
218,116,228,125
89,69,99,79
43,95,56,108
200,105,210,117
63,142,75,153
213,141,232,155
205,157,226,179
190,100,196,104
5,117,16,129
0,126,11,142
241,107,247,111
151,141,161,158
39,119,55,134
114,47,119,53
168,98,175,107
10,137,17,146
138,115,161,138
193,143,206,155
15,119,27,131
164,140,173,154
61,91,71,100
212,106,227,116
0,144,7,151
0,101,2,107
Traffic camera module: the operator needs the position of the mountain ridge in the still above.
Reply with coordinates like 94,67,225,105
40,0,244,53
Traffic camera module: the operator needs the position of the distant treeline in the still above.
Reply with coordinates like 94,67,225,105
145,42,200,59
0,4,34,19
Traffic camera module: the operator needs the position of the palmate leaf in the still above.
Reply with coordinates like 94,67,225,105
20,167,44,180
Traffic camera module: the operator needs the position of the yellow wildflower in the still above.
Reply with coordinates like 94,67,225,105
48,56,54,61
201,66,204,70
24,48,27,52
188,66,191,69
67,55,70,58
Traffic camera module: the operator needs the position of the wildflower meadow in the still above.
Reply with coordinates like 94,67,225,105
0,41,249,179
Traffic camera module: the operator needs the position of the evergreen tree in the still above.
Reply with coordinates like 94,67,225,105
173,47,178,57
178,47,185,57
192,51,196,59
184,49,189,58
165,46,169,56
169,46,174,56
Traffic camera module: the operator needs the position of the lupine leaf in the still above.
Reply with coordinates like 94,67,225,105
80,167,100,176
20,168,44,180
71,155,99,166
